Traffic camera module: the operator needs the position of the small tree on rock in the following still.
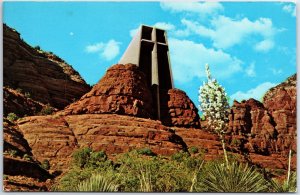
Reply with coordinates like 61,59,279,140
199,64,230,167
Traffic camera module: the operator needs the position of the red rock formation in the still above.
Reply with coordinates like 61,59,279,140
3,24,91,109
3,119,53,191
3,87,57,117
17,114,187,171
228,75,296,156
161,89,200,128
63,64,154,118
263,74,296,154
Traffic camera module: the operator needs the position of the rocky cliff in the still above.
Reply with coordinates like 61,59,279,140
62,63,200,128
227,74,296,159
3,24,91,110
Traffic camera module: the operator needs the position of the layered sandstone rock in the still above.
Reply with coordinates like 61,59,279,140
228,75,296,156
263,74,296,155
17,114,187,171
63,64,153,118
3,87,57,117
3,24,91,109
3,119,53,191
161,89,200,128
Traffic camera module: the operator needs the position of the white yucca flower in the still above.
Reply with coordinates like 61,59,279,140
199,63,230,167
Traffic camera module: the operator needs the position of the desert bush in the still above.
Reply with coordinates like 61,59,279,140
24,92,31,98
7,149,17,157
137,148,155,156
40,104,54,115
75,174,118,192
23,154,32,161
72,147,92,168
269,172,297,192
198,161,268,192
7,113,18,122
41,159,50,170
189,146,199,154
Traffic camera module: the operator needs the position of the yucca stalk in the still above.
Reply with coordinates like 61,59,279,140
202,161,268,192
199,64,230,168
75,174,118,192
270,172,297,192
189,160,204,192
138,165,153,192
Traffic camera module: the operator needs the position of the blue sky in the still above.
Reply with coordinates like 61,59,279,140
3,2,296,107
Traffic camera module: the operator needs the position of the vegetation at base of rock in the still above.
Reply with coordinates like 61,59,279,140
269,172,297,192
6,149,17,157
41,159,50,170
189,146,199,154
53,148,292,192
7,113,19,122
40,104,54,115
75,174,118,192
137,148,155,156
198,161,268,192
23,154,32,161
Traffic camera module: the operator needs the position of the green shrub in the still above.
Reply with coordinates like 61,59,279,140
7,113,18,122
24,92,31,98
34,45,41,50
171,151,190,162
189,146,199,154
199,161,268,192
40,104,54,115
16,88,23,93
137,148,155,156
269,172,297,192
75,174,118,192
7,149,17,157
72,147,92,168
41,159,50,170
23,154,32,161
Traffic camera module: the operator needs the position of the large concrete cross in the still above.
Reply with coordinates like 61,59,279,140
119,25,174,120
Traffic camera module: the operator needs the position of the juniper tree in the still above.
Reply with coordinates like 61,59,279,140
199,64,230,167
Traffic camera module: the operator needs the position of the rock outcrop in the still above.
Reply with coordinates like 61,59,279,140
161,89,200,128
228,75,296,156
62,63,200,128
3,119,53,191
63,64,154,118
3,87,57,117
17,114,187,171
263,74,296,154
3,24,91,109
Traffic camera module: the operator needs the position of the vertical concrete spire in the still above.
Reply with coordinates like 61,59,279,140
119,25,174,120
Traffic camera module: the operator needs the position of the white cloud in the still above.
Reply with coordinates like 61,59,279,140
101,40,121,61
130,22,175,37
85,39,121,61
283,4,296,17
154,22,175,31
254,39,275,52
230,82,278,102
69,32,74,36
160,2,223,16
168,38,242,83
245,62,256,77
85,42,104,53
179,16,277,51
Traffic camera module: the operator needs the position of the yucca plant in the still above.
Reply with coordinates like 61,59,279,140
269,172,297,192
75,174,118,192
200,161,268,192
138,165,153,192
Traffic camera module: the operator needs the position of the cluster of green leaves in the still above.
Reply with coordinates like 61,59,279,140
55,148,297,193
40,104,54,115
7,113,19,122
